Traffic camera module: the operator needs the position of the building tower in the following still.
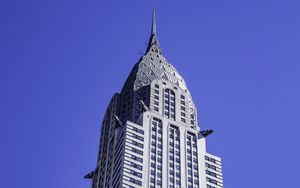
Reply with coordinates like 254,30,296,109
85,11,224,188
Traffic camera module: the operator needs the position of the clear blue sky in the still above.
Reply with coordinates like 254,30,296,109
0,0,299,187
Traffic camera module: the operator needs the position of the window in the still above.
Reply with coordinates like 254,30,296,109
206,177,218,185
205,163,217,170
133,127,144,134
131,140,143,148
131,155,143,163
207,185,216,188
205,156,216,163
132,133,144,141
130,162,142,170
206,170,217,177
169,125,181,186
131,147,143,155
130,169,142,178
129,177,142,186
150,118,163,186
164,89,175,120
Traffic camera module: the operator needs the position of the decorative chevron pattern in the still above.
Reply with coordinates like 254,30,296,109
134,42,190,96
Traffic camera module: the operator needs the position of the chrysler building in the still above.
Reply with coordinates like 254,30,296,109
85,11,224,188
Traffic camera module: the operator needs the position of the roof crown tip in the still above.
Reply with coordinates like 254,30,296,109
151,9,156,35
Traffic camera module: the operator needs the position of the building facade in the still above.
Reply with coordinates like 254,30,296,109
86,12,223,188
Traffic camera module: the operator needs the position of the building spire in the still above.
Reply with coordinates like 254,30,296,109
146,9,160,54
151,9,156,35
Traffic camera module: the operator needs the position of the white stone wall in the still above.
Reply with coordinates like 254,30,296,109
119,109,213,188
205,153,223,188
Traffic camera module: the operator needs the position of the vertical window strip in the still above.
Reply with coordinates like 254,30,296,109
164,89,175,121
175,128,181,187
169,126,181,188
187,133,199,188
151,118,163,188
169,128,175,187
186,135,193,187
